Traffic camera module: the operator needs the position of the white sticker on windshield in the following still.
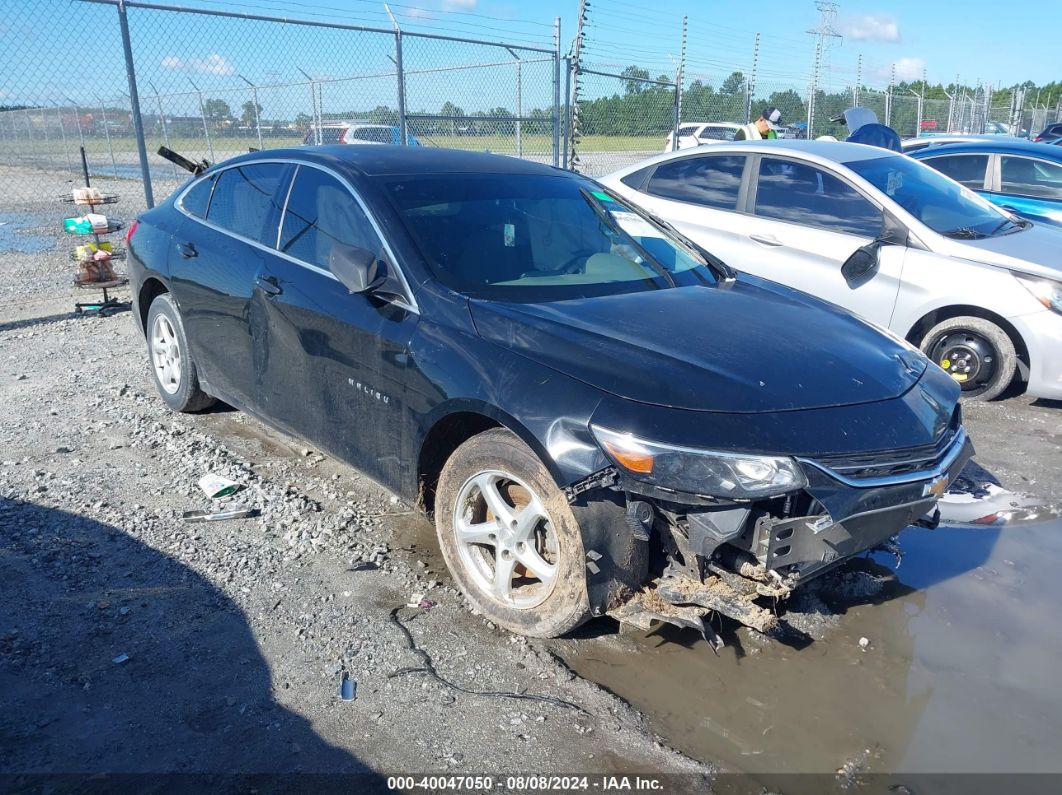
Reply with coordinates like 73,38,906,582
503,223,515,247
886,170,903,196
611,210,661,239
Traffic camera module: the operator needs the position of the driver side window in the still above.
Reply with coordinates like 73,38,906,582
278,166,384,273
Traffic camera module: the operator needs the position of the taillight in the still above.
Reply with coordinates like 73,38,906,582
125,218,139,245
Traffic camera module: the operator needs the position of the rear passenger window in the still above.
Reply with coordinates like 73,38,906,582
1000,156,1062,199
207,163,291,245
279,166,384,272
754,158,883,237
698,126,736,141
921,154,989,189
319,127,345,144
349,127,393,144
646,155,746,210
181,175,214,218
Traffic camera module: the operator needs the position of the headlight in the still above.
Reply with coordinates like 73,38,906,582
1016,274,1062,315
590,425,807,499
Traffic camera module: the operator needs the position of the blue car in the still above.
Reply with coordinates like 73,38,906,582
909,139,1062,228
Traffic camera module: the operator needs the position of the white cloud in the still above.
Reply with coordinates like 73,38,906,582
406,7,434,18
840,14,901,42
444,0,477,9
869,56,926,83
160,53,235,76
892,56,926,81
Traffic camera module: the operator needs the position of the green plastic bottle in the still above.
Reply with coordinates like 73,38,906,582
63,217,94,234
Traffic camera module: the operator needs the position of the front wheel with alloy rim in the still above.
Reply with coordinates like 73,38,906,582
435,428,591,638
920,315,1017,401
145,293,216,413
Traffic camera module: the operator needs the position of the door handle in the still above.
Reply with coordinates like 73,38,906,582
176,241,197,258
255,275,282,296
749,234,783,247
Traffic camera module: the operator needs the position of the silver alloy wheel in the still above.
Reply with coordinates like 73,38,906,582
452,469,560,609
151,314,182,395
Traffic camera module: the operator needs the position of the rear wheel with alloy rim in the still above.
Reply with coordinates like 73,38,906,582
435,429,590,637
920,316,1017,401
145,293,216,413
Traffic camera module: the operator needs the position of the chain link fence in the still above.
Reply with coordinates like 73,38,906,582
0,0,562,211
569,65,678,177
4,0,1061,217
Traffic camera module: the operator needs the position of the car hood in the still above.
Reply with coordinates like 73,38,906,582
469,280,927,413
938,223,1062,280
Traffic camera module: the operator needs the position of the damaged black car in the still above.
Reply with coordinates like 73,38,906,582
126,146,972,642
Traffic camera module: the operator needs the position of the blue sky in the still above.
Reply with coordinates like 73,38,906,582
4,0,1057,116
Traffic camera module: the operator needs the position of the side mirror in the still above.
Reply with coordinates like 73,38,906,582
841,241,881,284
330,244,386,294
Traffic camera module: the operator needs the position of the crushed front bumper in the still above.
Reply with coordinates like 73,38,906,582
603,426,975,640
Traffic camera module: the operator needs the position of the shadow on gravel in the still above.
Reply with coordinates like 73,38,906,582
0,498,384,789
0,312,79,334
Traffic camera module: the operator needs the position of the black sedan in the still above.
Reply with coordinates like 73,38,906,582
127,146,972,641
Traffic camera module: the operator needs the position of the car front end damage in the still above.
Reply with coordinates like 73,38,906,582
568,415,973,647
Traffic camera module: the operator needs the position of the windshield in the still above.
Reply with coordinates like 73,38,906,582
847,155,1018,238
383,174,716,301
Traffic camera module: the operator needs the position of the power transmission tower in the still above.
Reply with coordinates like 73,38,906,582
806,1,842,137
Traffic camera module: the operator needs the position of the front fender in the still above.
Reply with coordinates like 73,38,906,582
408,321,609,489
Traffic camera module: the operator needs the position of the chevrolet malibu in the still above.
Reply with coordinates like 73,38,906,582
126,146,971,641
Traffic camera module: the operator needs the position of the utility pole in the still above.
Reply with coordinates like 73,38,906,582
568,0,589,172
238,74,263,150
385,4,407,145
673,15,687,150
747,33,761,124
552,17,561,167
187,77,214,162
854,53,862,107
504,47,523,157
885,62,895,126
806,1,842,138
296,67,319,145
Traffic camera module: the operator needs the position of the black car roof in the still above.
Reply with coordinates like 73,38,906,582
216,144,566,178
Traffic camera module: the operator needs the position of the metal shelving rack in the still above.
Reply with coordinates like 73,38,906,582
63,146,131,317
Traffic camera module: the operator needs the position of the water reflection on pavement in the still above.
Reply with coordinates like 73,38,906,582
561,489,1062,787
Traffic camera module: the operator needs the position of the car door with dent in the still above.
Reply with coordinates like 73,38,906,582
252,163,419,492
169,162,292,408
734,155,903,327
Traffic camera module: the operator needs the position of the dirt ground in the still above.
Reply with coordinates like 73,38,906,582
2,166,1061,790
0,170,711,789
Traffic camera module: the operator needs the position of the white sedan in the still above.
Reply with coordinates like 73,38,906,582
601,140,1062,401
664,122,742,152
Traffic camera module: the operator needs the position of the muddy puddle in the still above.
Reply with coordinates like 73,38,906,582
0,213,54,253
560,506,1062,788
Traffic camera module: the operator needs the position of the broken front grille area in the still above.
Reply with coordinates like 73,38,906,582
807,415,961,482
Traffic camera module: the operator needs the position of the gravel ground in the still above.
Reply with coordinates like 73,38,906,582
0,167,712,786
2,164,1060,786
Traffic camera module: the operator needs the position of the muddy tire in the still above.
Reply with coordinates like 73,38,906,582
920,316,1017,402
145,293,216,413
435,428,590,638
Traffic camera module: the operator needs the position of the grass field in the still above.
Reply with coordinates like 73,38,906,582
0,131,664,161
